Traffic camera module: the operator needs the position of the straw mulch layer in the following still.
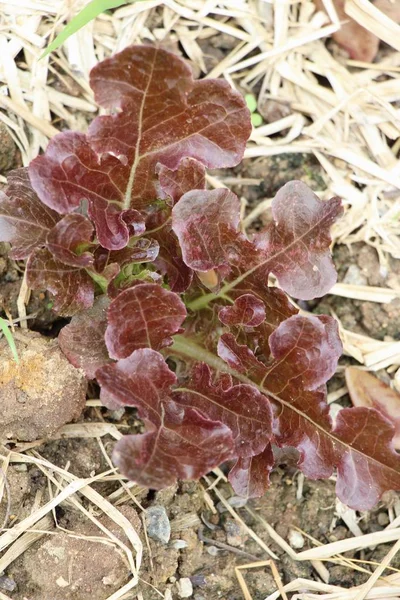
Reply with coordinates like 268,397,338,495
0,1,400,599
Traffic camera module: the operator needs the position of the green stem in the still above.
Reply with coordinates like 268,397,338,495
170,335,260,389
187,262,261,311
171,335,235,374
86,269,108,293
187,291,218,311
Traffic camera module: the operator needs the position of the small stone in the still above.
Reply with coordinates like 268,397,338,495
177,577,193,598
288,529,305,549
14,463,27,472
224,518,247,547
217,495,247,512
329,526,348,541
228,496,248,509
0,575,16,592
146,505,171,544
190,575,206,587
171,539,188,549
343,264,368,286
216,501,226,513
206,545,218,556
56,576,69,588
108,408,125,421
377,512,390,527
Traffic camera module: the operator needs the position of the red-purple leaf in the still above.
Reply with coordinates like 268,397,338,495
114,238,159,264
314,0,400,63
262,181,343,300
89,46,250,172
217,332,265,377
113,404,233,489
334,407,400,510
216,318,400,509
26,248,94,316
228,445,274,498
174,182,342,300
29,46,251,250
93,241,157,274
8,45,388,507
154,228,193,292
219,293,266,327
218,318,341,481
107,269,162,300
105,283,187,359
46,213,94,267
147,207,193,292
172,188,242,271
91,239,160,300
263,315,341,479
218,320,338,480
58,296,110,379
97,348,176,413
314,0,379,62
231,284,297,357
346,367,400,449
157,158,206,203
29,131,111,214
29,131,137,250
0,168,59,259
268,314,342,391
121,209,146,237
174,363,272,457
96,348,234,488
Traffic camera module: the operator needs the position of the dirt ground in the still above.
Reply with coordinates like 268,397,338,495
1,138,400,599
1,17,400,600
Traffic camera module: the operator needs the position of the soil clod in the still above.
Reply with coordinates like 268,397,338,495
0,331,87,442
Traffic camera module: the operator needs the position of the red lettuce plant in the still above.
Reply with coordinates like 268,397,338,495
1,45,400,510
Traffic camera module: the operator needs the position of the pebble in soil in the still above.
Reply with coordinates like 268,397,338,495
176,577,193,598
146,505,171,544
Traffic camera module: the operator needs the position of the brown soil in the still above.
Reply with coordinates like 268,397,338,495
1,33,400,600
3,444,400,599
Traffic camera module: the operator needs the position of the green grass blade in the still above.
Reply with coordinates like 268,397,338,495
0,318,19,364
40,0,137,59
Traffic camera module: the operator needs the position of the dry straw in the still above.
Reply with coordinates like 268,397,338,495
0,0,400,599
